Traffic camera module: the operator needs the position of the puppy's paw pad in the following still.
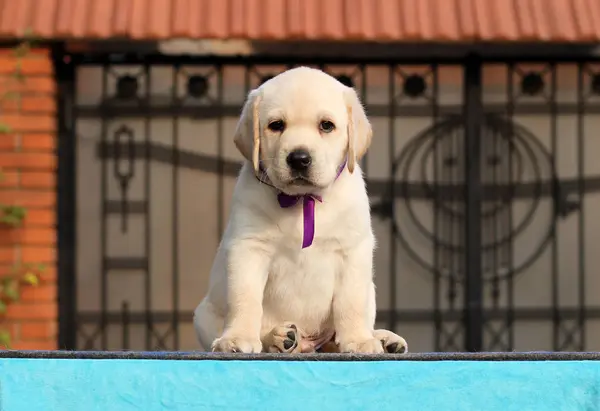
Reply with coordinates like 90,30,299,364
211,336,262,353
373,329,409,354
266,323,301,353
383,338,408,354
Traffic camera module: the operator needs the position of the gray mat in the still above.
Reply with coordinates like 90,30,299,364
1,350,600,361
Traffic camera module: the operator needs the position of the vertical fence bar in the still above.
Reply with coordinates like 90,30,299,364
171,64,180,350
449,121,459,350
550,63,560,350
577,63,586,350
144,64,152,350
100,64,109,351
121,301,130,350
431,64,441,351
506,63,515,351
463,54,484,352
55,48,78,350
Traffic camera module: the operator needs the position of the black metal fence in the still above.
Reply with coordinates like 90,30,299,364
55,50,600,352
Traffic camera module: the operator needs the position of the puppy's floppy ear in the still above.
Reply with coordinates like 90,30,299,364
234,89,263,174
344,87,373,173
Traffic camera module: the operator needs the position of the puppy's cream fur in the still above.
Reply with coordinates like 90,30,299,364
193,67,404,354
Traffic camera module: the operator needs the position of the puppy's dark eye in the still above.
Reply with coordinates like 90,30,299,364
268,120,285,132
319,120,335,133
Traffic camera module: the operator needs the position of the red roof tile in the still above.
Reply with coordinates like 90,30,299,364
0,0,599,42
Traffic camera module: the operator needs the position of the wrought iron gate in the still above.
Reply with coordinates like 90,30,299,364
56,51,600,352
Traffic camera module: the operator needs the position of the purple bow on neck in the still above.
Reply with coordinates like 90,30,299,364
258,160,347,249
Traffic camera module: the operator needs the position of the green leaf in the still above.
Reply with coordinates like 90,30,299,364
37,263,46,271
3,281,19,302
0,300,6,315
1,91,20,101
12,42,30,58
0,215,21,227
12,69,25,83
0,205,26,227
22,272,38,286
0,328,10,348
0,123,12,134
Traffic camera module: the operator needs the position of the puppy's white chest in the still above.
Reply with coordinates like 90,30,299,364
263,248,340,332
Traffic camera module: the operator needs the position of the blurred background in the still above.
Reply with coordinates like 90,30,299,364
2,0,600,353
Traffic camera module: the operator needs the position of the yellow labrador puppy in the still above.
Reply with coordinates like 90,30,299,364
193,67,407,354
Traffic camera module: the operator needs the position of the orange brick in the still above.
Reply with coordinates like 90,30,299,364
0,56,53,75
0,49,49,58
0,171,19,187
20,228,56,246
11,340,57,350
20,96,56,113
0,75,55,94
37,265,56,283
0,153,56,170
19,321,57,340
0,114,55,133
21,133,55,151
20,284,57,303
0,226,21,244
20,172,54,189
22,209,54,227
0,227,55,246
0,265,14,276
21,246,55,264
6,302,56,320
0,247,15,263
0,97,21,112
0,190,55,208
0,322,19,343
0,134,17,150
0,96,55,113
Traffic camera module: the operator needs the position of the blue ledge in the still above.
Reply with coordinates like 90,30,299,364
1,351,600,411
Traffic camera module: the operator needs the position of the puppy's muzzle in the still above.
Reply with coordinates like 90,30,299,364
286,148,312,175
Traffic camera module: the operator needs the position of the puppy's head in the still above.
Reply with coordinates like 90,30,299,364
234,67,372,195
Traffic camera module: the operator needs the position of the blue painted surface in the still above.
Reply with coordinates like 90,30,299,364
1,357,600,411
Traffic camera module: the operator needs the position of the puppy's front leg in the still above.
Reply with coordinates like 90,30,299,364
211,241,270,353
334,236,384,354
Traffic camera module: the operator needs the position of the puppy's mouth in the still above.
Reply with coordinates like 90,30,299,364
286,175,328,191
290,177,314,186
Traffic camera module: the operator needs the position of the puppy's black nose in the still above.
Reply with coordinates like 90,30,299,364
286,149,312,172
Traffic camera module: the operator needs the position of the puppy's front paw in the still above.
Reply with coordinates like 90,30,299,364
338,337,384,354
211,335,262,353
263,323,302,353
373,329,408,354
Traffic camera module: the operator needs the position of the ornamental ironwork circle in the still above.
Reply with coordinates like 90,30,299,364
187,75,209,98
403,74,427,98
116,75,139,100
520,72,545,96
392,114,555,282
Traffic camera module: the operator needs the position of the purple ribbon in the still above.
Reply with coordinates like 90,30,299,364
257,159,347,249
277,192,323,248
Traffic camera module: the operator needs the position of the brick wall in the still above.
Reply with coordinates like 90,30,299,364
0,48,57,350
